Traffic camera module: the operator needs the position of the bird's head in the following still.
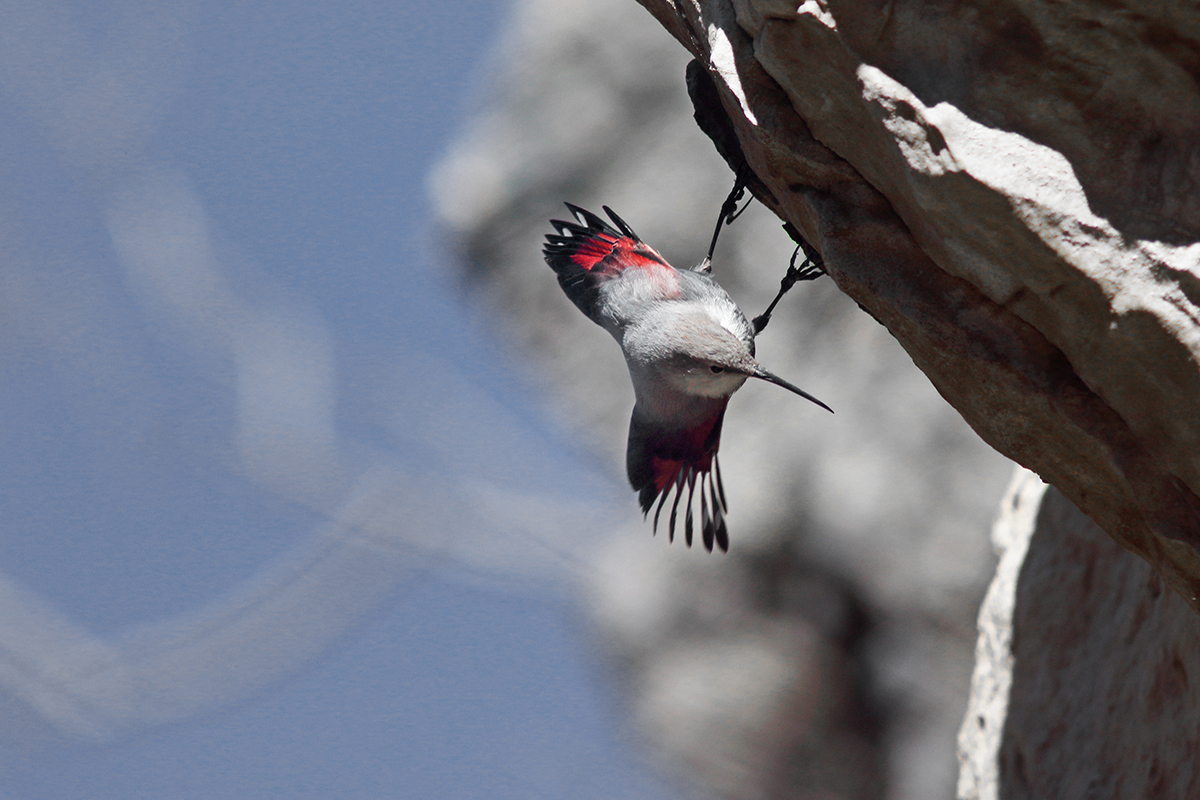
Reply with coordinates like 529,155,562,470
625,306,832,412
660,325,755,398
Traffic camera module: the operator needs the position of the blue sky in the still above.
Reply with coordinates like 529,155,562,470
0,1,680,797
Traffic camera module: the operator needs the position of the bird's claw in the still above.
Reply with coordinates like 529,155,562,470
752,236,826,333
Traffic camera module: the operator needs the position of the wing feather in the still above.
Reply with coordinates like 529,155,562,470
627,402,730,552
543,203,674,322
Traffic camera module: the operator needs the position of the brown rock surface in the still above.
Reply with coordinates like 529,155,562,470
959,468,1200,799
636,0,1200,607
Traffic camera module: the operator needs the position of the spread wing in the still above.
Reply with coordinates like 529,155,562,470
543,204,675,323
626,403,730,553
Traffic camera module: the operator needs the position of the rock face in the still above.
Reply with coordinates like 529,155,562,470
433,1,1015,798
959,469,1200,799
435,1,1200,796
635,0,1200,607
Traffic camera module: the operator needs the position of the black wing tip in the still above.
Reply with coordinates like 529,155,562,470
636,463,730,554
561,202,609,231
544,211,599,249
600,205,641,242
638,483,659,516
701,517,728,553
546,202,640,244
543,203,620,273
548,202,613,236
715,520,729,553
542,206,607,288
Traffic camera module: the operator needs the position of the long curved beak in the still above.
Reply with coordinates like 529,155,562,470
750,366,833,413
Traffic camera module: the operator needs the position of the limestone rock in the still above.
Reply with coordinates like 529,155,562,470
636,0,1200,607
959,467,1200,799
433,1,1013,798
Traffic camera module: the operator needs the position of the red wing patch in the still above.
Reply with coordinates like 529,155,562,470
626,404,730,552
566,230,669,276
543,204,677,321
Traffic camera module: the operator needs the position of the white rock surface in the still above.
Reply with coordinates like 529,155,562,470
959,468,1200,799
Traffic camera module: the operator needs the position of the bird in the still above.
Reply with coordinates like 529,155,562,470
543,203,831,552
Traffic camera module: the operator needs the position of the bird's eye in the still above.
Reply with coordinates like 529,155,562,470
709,365,724,374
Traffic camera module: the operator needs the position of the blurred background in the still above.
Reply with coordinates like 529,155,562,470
0,0,1014,798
